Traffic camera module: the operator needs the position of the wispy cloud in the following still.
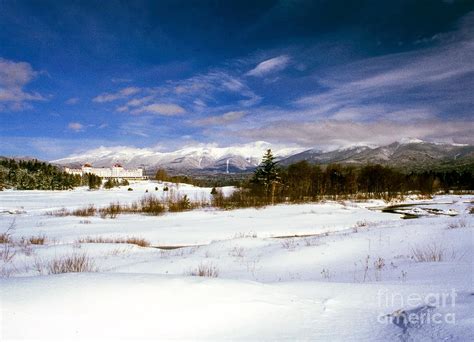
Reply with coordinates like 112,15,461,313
131,103,186,116
221,13,474,148
67,122,84,132
293,14,474,124
246,55,290,77
197,13,474,149
171,70,262,107
112,69,262,116
192,111,246,126
65,97,79,105
92,86,140,103
0,57,45,111
126,96,154,107
235,119,474,149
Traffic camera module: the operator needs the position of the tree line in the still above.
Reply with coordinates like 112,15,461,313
154,168,244,187
212,150,474,208
0,159,102,190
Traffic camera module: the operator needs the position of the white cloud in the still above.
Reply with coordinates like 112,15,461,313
234,119,474,148
193,99,206,107
0,57,45,111
68,122,84,132
116,105,129,112
193,111,246,126
126,95,154,107
0,58,36,87
65,97,79,105
246,55,290,77
131,103,186,116
239,94,262,107
293,14,474,123
166,70,262,108
92,87,141,103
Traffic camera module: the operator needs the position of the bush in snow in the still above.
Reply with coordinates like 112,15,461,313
47,253,97,274
411,243,444,262
189,263,219,277
77,236,150,247
139,195,166,215
168,194,192,212
447,219,467,229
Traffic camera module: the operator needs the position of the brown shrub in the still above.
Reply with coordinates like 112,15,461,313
28,235,47,245
72,205,97,217
189,263,219,277
168,194,193,212
0,231,12,244
45,208,70,217
139,195,166,215
98,202,122,218
411,243,444,262
47,253,97,274
77,236,150,247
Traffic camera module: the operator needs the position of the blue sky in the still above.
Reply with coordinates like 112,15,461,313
1,0,473,159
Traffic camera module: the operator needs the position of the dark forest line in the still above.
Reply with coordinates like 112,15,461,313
0,159,101,190
208,150,474,208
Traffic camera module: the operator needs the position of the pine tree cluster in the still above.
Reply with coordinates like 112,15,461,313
0,159,102,190
248,151,474,203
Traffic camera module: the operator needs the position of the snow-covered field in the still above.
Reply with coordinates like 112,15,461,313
1,181,473,340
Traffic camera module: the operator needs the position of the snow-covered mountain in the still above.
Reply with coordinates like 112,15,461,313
51,140,473,173
280,140,474,168
51,141,304,173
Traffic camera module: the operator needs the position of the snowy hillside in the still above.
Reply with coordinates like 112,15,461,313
0,182,473,340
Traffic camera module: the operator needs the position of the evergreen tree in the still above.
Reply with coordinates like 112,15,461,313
0,158,83,190
252,149,280,203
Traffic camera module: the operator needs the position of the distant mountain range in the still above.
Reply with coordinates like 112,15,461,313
51,141,303,173
280,140,474,169
50,140,473,173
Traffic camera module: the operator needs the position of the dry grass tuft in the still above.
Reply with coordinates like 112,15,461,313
98,202,122,218
0,231,12,244
45,208,70,217
72,205,97,217
28,235,47,245
229,246,245,258
45,193,204,219
47,253,97,274
0,221,16,264
411,243,444,262
139,195,166,215
281,238,297,250
46,205,97,217
447,219,467,229
77,236,150,247
123,237,150,247
189,263,219,277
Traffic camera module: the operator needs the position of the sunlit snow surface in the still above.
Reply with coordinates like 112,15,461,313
0,181,473,340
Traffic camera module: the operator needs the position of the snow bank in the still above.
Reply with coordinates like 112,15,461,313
2,274,472,340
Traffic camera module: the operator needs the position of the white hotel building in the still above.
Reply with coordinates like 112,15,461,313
64,163,145,180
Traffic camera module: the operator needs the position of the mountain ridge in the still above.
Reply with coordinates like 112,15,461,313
50,140,474,173
50,141,303,173
280,141,474,169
